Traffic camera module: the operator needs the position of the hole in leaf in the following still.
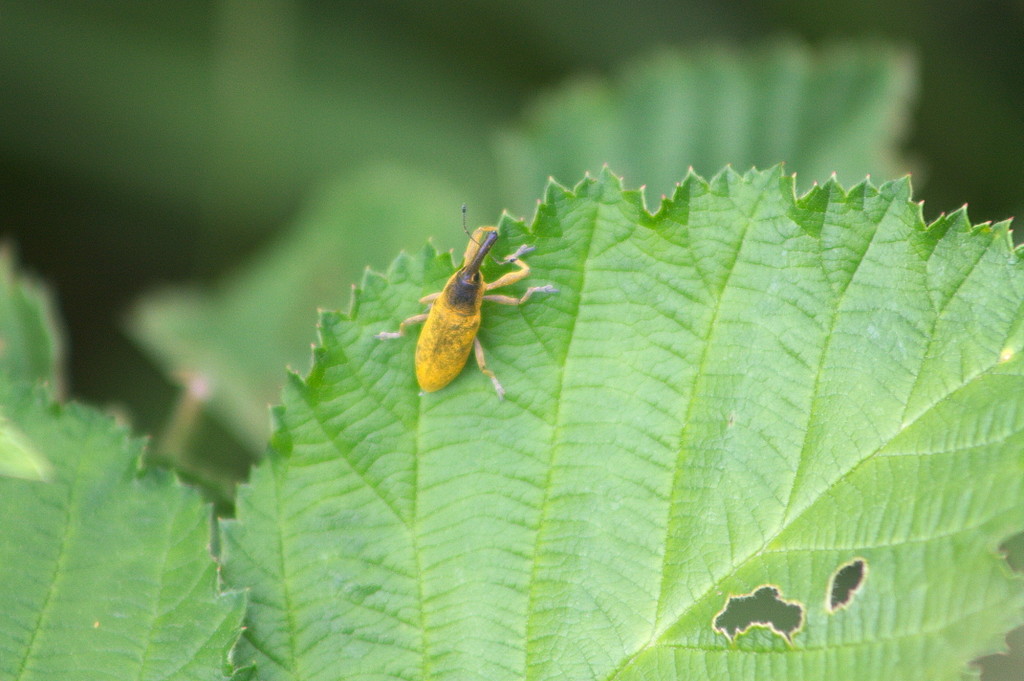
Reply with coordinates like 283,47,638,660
1000,529,1024,572
827,558,867,612
973,624,1024,680
973,532,1024,679
713,585,804,643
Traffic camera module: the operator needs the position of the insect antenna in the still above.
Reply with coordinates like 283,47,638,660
461,203,472,240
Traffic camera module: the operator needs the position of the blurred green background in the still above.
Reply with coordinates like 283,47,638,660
2,1,1024,675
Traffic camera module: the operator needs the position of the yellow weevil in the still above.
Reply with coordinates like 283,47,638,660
376,209,556,399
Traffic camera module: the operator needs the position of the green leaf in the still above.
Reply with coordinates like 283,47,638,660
0,383,245,680
0,246,63,391
0,412,52,481
222,167,1024,680
497,42,915,208
0,247,64,480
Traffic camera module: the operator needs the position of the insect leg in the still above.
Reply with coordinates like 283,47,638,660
501,244,535,263
485,258,532,290
473,336,505,400
482,285,558,306
375,313,429,339
375,292,440,339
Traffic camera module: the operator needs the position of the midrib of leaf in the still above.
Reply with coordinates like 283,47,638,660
523,172,710,678
15,433,85,680
134,490,184,681
274,462,302,681
413,336,429,681
897,214,982,428
898,275,1024,438
307,359,409,524
638,170,813,658
647,176,761,644
922,215,987,320
523,183,605,668
780,180,895,527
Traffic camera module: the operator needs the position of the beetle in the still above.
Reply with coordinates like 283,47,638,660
376,209,556,399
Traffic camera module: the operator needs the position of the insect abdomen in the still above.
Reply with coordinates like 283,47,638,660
414,271,484,392
415,310,480,391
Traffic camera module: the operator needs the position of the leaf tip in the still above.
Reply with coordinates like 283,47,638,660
882,173,915,202
597,164,625,186
542,176,572,206
317,307,344,332
358,266,389,302
497,212,530,243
